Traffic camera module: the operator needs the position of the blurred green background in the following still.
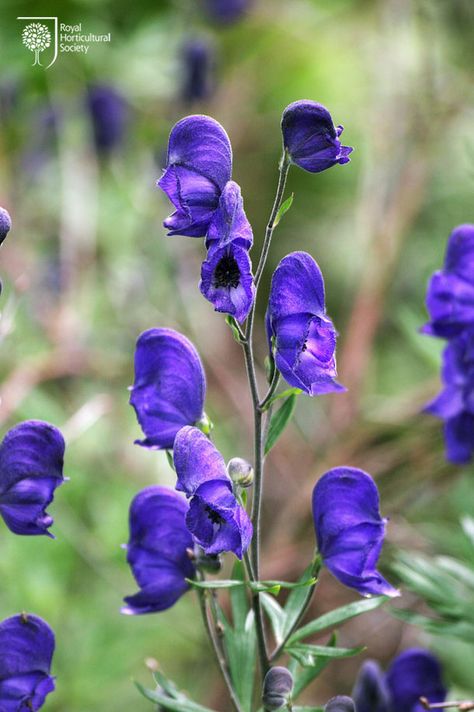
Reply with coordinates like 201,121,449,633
0,0,473,709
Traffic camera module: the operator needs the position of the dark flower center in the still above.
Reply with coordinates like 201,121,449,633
213,254,240,289
205,505,224,525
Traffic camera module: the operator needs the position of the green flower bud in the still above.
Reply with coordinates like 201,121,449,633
227,457,254,487
196,412,213,435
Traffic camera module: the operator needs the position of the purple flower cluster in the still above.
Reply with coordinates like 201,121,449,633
353,650,446,712
424,224,474,463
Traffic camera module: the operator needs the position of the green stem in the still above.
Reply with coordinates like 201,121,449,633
260,371,281,411
269,582,317,662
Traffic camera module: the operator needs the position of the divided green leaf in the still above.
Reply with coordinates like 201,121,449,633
264,393,298,455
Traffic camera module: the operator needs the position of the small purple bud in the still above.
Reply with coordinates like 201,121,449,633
181,37,215,104
227,457,253,487
203,0,252,24
325,696,356,712
262,667,294,710
0,207,12,246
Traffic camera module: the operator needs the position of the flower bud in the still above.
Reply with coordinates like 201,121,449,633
0,207,11,246
196,412,213,436
227,457,254,488
325,696,355,712
262,667,293,710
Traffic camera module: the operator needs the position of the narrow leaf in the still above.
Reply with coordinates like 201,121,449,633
230,560,248,631
261,593,286,645
135,682,216,711
225,315,245,343
286,642,365,667
273,193,294,228
264,393,298,455
281,560,320,639
263,387,302,411
292,633,337,698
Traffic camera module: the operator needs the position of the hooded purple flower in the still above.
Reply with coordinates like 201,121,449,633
0,613,55,711
122,486,196,615
158,115,232,237
425,330,474,463
423,224,474,338
0,206,12,246
181,38,215,104
85,84,127,155
173,426,252,558
312,467,399,597
386,650,446,712
352,660,390,712
266,252,344,395
203,0,252,24
0,421,65,537
281,101,353,173
130,328,206,451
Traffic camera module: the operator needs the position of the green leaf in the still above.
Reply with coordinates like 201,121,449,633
273,193,294,228
187,578,315,595
229,560,248,632
165,450,175,471
264,393,298,455
187,579,245,590
261,592,286,645
225,315,245,343
281,559,320,639
135,681,216,711
286,642,365,667
292,633,337,697
390,607,474,642
262,387,302,411
288,596,388,644
293,708,325,711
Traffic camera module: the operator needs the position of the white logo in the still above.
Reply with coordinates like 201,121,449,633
18,16,58,68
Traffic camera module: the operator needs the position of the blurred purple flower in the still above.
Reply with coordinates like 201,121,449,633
130,328,206,451
203,0,252,24
312,467,399,597
122,486,195,615
0,207,11,246
173,426,252,558
281,100,353,173
352,660,390,712
266,251,344,395
386,650,447,712
425,330,474,464
0,421,65,537
423,224,474,338
181,37,215,104
158,115,232,237
85,84,127,155
0,613,55,710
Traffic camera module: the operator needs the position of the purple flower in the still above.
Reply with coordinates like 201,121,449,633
85,84,127,155
0,613,55,711
205,181,253,252
281,101,353,173
173,426,252,559
181,38,215,104
312,467,399,597
130,328,206,451
352,660,390,712
158,115,232,237
425,330,474,463
386,650,446,712
266,251,344,395
423,224,474,338
122,486,196,615
200,242,254,323
0,421,65,537
0,206,12,246
203,0,252,24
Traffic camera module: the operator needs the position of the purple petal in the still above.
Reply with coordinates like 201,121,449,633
312,467,399,598
386,649,446,712
444,413,474,464
281,100,353,173
0,421,65,536
444,224,474,282
159,165,222,238
425,271,474,338
352,660,390,712
268,252,326,321
200,242,255,323
205,181,253,251
174,426,229,496
130,328,206,451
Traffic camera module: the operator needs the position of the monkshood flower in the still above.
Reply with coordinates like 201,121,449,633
122,486,196,615
266,251,344,395
181,37,215,104
312,467,399,597
262,667,294,710
158,115,232,237
0,421,65,536
173,426,252,558
130,328,206,451
0,206,12,245
203,0,252,24
281,100,353,173
0,613,55,710
423,224,474,338
353,650,447,712
425,330,474,463
85,84,127,155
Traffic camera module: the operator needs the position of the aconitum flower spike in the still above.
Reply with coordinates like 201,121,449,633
0,207,11,245
0,613,56,710
386,649,446,712
324,697,355,712
425,331,474,464
181,37,215,104
85,84,127,155
266,251,344,395
130,329,206,451
0,421,65,536
173,426,252,559
122,486,196,615
158,115,232,237
423,224,474,338
262,667,294,710
282,101,353,173
312,467,399,597
352,660,390,712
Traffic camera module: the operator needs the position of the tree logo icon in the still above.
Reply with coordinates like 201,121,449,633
22,22,52,66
